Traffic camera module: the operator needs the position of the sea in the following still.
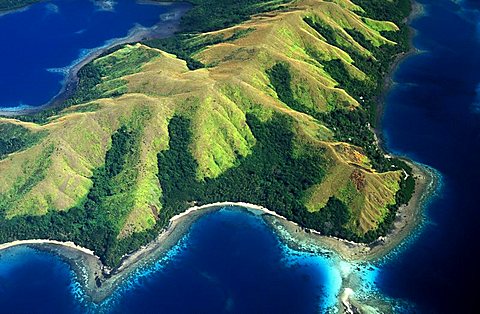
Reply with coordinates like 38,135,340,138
379,0,480,312
0,0,189,110
0,209,346,313
1,0,480,313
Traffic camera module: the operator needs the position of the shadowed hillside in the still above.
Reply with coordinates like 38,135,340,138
0,0,414,266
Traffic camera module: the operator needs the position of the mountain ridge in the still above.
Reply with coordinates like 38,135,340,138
0,0,414,266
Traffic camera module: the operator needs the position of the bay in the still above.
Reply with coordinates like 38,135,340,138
0,0,188,109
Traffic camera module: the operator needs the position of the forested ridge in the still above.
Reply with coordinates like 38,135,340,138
157,114,415,244
145,0,291,69
158,115,354,239
0,0,416,267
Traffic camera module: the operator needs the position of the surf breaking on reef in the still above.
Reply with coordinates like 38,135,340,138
0,160,440,312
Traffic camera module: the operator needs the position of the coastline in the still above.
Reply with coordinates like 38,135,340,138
261,0,434,264
341,1,429,311
0,202,289,303
264,161,438,262
0,159,438,304
0,0,437,311
0,239,95,256
0,1,41,16
0,2,191,116
375,0,426,143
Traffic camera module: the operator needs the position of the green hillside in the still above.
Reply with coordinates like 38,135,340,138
0,0,414,267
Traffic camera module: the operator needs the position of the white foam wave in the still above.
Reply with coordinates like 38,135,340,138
0,103,35,112
45,3,60,15
75,29,87,35
91,0,117,12
472,83,480,113
46,67,69,75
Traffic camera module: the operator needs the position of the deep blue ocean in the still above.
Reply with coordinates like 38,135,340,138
0,209,344,313
0,0,187,109
1,0,480,313
379,0,480,312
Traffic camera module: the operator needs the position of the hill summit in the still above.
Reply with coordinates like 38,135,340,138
0,0,414,266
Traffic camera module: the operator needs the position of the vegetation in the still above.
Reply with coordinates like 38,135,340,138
79,123,143,265
146,28,255,69
0,123,45,159
157,116,200,215
158,114,328,220
266,62,389,171
351,0,412,25
291,1,411,171
266,63,305,113
0,144,53,214
157,114,356,238
304,0,411,109
146,0,289,69
0,0,417,267
71,45,160,104
156,114,409,241
0,120,151,267
392,159,416,206
158,0,289,33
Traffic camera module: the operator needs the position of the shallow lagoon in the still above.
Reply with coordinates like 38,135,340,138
0,0,187,109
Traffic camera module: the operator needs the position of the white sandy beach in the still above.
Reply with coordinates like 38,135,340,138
0,239,95,256
0,157,438,309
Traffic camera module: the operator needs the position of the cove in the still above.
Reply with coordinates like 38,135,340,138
378,0,480,312
0,208,343,313
0,0,189,110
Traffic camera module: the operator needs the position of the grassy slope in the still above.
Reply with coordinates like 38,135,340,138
0,0,413,266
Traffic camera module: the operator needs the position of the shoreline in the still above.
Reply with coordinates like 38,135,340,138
0,202,291,303
0,1,41,16
265,160,438,262
0,2,190,116
0,159,438,304
0,239,96,256
342,1,429,311
0,0,437,311
375,0,426,146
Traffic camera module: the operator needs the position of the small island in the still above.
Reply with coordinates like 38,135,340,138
0,0,432,312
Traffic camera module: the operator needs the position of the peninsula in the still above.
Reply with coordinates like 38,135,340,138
0,0,424,307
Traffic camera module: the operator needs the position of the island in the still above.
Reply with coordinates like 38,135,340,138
0,0,431,311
